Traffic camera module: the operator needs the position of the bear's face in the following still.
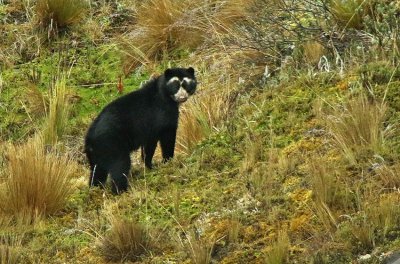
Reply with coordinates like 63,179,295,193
164,67,197,103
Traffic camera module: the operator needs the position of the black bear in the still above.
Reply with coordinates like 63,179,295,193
85,67,197,194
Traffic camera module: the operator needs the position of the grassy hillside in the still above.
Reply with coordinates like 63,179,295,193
1,0,400,263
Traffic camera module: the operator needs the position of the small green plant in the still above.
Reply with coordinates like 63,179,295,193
35,0,88,35
43,76,70,146
98,217,153,262
0,135,76,220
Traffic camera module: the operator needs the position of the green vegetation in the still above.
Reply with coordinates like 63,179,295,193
0,0,400,263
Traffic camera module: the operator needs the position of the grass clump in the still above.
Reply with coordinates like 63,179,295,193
322,93,387,165
97,217,153,262
35,0,88,35
42,76,70,146
120,0,208,71
178,84,234,153
0,233,23,264
183,231,215,264
265,231,290,264
329,0,370,29
0,135,76,220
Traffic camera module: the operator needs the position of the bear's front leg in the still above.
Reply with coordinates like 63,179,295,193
160,128,177,162
143,139,158,169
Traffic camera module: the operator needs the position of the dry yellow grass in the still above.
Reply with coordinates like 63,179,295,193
26,84,47,117
265,230,290,264
323,93,387,165
303,41,326,66
177,71,235,153
0,233,23,264
0,135,76,220
36,0,88,33
211,0,255,33
185,232,215,264
97,217,153,262
120,0,207,72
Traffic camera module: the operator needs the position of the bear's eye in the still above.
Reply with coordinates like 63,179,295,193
182,80,196,93
168,80,180,90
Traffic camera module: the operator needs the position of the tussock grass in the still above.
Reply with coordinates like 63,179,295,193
329,0,371,30
120,0,258,72
348,213,376,250
365,193,400,239
323,93,387,165
265,231,290,264
97,217,153,262
177,88,232,153
26,84,47,117
35,0,87,34
177,67,237,153
226,218,241,244
307,158,349,236
120,0,207,71
375,164,400,188
0,135,76,220
211,0,254,32
308,158,350,210
185,232,215,264
43,76,70,146
0,233,23,264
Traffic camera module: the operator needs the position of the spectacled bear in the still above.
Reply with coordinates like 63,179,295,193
85,67,197,194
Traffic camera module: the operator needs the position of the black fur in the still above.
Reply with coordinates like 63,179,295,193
85,67,196,194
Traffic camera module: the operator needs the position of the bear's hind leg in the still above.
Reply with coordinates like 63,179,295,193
109,155,131,194
89,165,108,188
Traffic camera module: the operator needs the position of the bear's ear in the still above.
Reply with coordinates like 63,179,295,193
164,69,173,79
187,67,195,77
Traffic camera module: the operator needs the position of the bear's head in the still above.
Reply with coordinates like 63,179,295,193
163,67,197,103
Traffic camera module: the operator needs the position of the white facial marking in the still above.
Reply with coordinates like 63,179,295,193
167,76,195,103
173,87,189,103
183,77,194,84
167,77,179,85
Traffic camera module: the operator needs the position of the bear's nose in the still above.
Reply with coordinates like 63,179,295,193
178,96,188,102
